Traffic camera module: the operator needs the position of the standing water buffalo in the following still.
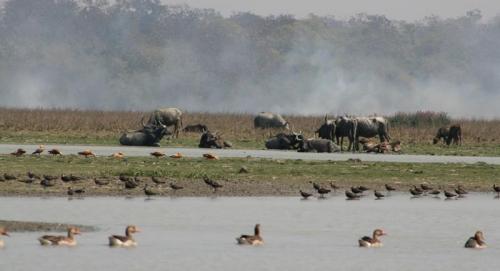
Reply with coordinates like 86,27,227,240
433,124,462,145
298,138,340,153
335,116,356,151
119,123,169,147
254,112,289,129
353,116,390,151
265,132,303,150
315,115,336,141
148,108,183,138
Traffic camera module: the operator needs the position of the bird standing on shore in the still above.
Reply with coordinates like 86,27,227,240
151,176,166,185
150,151,165,158
143,184,158,197
317,187,331,198
169,183,184,192
374,190,385,199
493,184,500,197
48,149,62,156
385,184,396,193
111,152,125,159
78,149,95,158
67,187,85,196
94,178,110,186
203,176,223,192
170,152,183,159
444,190,458,199
203,153,219,160
32,145,45,155
10,148,26,156
346,190,361,200
300,190,313,199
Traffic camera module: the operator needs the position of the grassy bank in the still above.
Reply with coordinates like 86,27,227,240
1,155,499,196
1,108,500,156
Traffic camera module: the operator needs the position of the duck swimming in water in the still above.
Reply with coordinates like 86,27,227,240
38,227,80,246
359,229,386,247
236,224,263,245
109,225,141,247
464,231,486,248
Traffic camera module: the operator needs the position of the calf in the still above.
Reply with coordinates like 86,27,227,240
433,124,462,145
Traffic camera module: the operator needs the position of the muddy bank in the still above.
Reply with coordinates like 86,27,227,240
0,220,96,232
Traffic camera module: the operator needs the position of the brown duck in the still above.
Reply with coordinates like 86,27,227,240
359,229,386,247
236,224,263,245
109,225,141,247
38,227,81,246
464,231,486,248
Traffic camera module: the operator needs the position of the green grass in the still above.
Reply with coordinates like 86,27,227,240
1,155,500,191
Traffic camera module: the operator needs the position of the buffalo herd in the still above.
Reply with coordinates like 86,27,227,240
119,108,462,153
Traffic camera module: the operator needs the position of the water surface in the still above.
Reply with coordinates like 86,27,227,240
0,194,499,271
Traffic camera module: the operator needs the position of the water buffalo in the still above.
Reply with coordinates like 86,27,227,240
199,131,231,149
148,108,183,138
119,123,168,147
298,139,340,153
183,124,208,133
335,116,355,151
316,115,336,141
361,138,401,153
433,124,462,145
353,117,390,151
254,112,289,129
265,132,303,150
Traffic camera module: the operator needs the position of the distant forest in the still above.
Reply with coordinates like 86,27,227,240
0,0,499,116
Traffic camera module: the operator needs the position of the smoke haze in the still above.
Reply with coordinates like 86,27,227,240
0,1,499,117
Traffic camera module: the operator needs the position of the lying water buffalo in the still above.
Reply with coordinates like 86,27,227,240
119,123,169,147
298,139,340,153
353,116,390,151
183,124,208,133
335,116,355,151
265,132,303,150
199,131,231,149
147,108,183,138
316,115,336,141
254,112,289,129
361,138,401,153
433,124,462,145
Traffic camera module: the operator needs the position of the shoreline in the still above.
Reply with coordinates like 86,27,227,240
0,220,96,232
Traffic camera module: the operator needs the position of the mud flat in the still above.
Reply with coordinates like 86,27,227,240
0,220,96,232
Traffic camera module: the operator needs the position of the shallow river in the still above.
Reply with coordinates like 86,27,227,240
1,194,499,271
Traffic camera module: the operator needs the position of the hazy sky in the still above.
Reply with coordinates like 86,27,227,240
162,0,500,21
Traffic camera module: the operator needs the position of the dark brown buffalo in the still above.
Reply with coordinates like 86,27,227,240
199,131,231,149
433,124,462,145
315,115,336,141
265,132,303,150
